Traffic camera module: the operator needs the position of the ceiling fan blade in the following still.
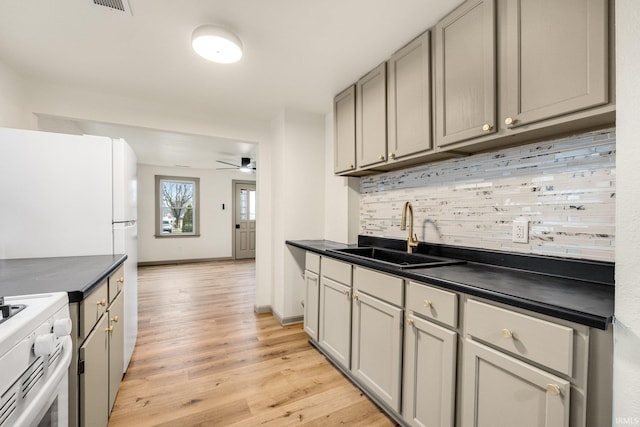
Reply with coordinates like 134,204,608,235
216,160,241,168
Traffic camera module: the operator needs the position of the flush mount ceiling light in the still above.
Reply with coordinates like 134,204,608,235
191,25,243,64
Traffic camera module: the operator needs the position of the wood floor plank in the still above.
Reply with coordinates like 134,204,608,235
107,260,397,427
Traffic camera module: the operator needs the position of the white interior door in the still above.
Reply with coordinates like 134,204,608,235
234,182,256,259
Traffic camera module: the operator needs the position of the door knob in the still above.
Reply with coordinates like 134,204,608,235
235,224,240,229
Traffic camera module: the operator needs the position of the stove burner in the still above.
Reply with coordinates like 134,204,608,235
0,297,27,324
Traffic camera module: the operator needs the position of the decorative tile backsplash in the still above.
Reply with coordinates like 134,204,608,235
360,129,616,262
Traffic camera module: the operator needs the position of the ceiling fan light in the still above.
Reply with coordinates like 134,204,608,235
192,25,243,64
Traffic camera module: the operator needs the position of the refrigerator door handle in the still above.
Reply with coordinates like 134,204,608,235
113,220,137,226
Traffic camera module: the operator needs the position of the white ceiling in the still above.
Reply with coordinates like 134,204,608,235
0,0,463,169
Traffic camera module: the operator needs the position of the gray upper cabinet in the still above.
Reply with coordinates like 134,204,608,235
333,85,356,174
333,0,613,176
435,0,496,148
387,30,432,161
356,62,387,169
503,0,608,129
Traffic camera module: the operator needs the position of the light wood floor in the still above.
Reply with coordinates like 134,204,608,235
108,260,396,426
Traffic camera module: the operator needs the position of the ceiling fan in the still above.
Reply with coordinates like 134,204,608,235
216,157,256,173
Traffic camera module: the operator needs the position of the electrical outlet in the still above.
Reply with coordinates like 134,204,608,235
512,219,529,243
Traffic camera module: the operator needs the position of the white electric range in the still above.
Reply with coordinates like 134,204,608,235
0,292,72,427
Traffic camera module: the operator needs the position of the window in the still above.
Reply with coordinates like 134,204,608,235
155,175,200,237
239,187,256,221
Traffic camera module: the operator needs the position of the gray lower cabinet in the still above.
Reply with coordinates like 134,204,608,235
79,313,109,427
303,252,321,341
403,280,458,427
79,287,125,426
403,314,457,427
303,270,320,341
351,291,403,412
318,258,353,369
108,290,125,413
70,266,126,427
351,266,404,412
308,255,612,427
461,339,570,427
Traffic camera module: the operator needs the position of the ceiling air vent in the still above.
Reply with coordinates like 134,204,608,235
91,0,132,15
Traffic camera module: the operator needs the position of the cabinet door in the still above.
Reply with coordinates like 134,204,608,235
387,30,432,160
461,339,570,427
80,280,108,340
403,314,457,427
435,0,496,147
356,62,387,168
351,291,403,412
80,314,109,427
303,270,320,341
503,0,608,128
108,289,125,414
334,85,357,174
108,265,124,303
318,277,352,369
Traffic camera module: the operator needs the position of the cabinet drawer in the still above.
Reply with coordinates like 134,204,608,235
322,257,352,286
80,279,108,340
407,281,457,328
465,299,573,376
108,265,125,302
354,266,403,306
305,252,321,274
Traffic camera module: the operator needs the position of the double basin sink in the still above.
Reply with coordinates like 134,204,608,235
328,246,465,269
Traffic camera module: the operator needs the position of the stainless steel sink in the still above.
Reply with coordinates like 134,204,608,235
328,247,465,269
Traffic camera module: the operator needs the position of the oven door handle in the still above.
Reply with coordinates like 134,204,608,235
13,335,72,427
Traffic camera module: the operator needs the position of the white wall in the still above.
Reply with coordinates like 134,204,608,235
270,109,326,323
323,112,360,244
137,164,255,263
0,59,35,129
614,1,640,422
23,79,268,144
255,135,274,312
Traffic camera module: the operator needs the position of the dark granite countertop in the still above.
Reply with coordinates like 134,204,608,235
0,254,127,303
286,239,614,330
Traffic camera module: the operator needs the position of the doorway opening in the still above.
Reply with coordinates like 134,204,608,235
232,180,256,259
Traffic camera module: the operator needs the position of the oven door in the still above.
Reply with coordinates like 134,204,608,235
14,336,72,427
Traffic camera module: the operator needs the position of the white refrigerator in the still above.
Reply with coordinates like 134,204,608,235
0,127,138,372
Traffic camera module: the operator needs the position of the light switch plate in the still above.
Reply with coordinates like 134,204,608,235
512,219,529,243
